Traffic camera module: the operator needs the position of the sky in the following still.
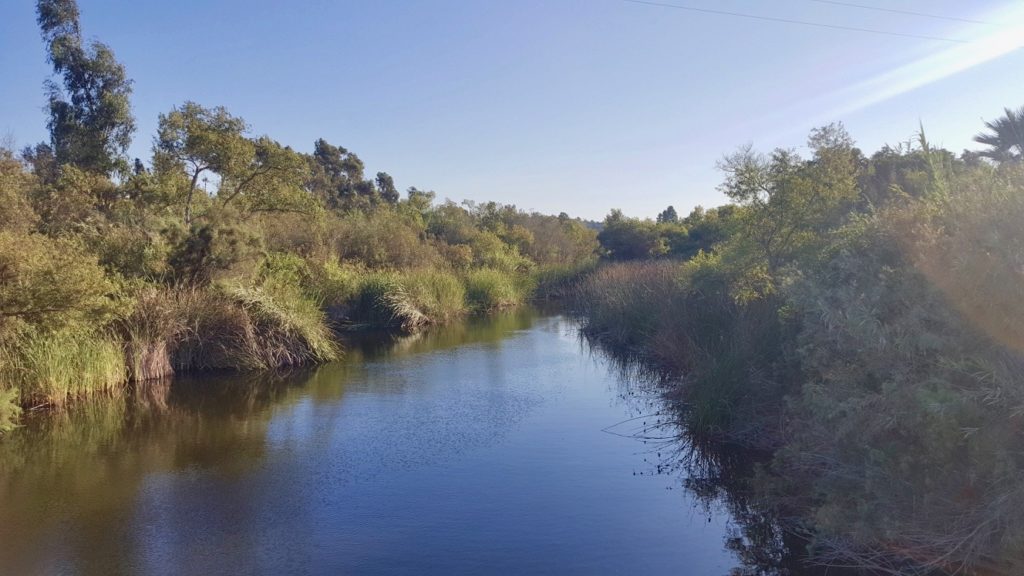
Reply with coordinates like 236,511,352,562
1,0,1022,221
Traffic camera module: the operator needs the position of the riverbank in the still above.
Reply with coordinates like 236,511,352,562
570,154,1024,574
0,311,751,575
0,260,590,432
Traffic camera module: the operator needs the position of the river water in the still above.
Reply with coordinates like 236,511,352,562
0,310,803,575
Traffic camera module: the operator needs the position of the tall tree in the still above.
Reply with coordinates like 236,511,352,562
306,139,376,209
974,106,1024,164
37,0,135,175
376,171,399,204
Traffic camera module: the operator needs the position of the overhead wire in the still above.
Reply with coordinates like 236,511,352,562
620,0,971,44
804,0,989,26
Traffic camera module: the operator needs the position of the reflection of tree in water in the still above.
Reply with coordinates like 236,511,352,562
0,310,547,576
0,369,313,576
581,332,863,576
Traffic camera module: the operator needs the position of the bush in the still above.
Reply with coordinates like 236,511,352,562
0,231,118,334
331,209,439,269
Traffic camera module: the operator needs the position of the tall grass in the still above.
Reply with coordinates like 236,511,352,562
531,260,598,300
227,281,340,367
465,268,524,311
0,329,127,407
169,284,339,371
575,259,791,441
403,269,468,322
348,271,430,331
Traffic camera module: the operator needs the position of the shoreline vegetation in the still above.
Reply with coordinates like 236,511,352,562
4,1,1024,574
0,0,601,427
571,120,1024,573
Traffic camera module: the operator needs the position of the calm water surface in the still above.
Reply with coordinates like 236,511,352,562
1,311,746,575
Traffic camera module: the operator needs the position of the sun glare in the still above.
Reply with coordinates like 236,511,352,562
830,2,1024,117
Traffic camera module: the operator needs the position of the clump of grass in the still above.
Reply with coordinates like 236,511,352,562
227,280,339,367
403,269,467,322
166,283,339,372
574,261,681,351
465,268,524,311
310,259,364,307
0,328,127,407
532,260,597,300
349,271,429,331
116,287,185,381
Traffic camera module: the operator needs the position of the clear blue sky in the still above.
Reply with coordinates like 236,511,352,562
2,0,1022,220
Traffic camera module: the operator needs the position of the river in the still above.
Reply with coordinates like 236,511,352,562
0,309,822,575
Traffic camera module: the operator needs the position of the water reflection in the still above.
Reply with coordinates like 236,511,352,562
0,309,843,575
585,335,864,576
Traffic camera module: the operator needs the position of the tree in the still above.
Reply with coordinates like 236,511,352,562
37,0,135,175
718,124,858,272
974,105,1024,163
376,171,399,204
306,139,376,209
656,205,679,223
597,210,666,260
154,102,251,224
219,136,313,217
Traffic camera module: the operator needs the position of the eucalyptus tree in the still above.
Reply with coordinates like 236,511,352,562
36,0,135,175
974,106,1024,163
375,172,399,204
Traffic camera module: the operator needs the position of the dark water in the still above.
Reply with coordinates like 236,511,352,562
1,310,799,575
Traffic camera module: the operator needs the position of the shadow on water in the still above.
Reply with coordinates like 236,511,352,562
578,331,866,576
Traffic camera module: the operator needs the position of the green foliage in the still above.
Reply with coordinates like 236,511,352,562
305,138,379,210
403,269,467,322
331,208,439,269
0,327,126,406
0,231,116,334
575,122,1024,571
167,214,262,285
167,283,338,371
465,268,523,311
656,205,678,223
37,0,135,175
597,209,666,260
717,123,859,272
0,388,20,434
0,149,39,233
349,271,429,331
0,0,600,433
974,105,1024,164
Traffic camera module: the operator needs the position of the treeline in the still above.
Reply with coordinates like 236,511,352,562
0,0,598,431
577,112,1024,573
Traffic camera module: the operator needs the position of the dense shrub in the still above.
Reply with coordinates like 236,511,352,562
0,231,117,334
